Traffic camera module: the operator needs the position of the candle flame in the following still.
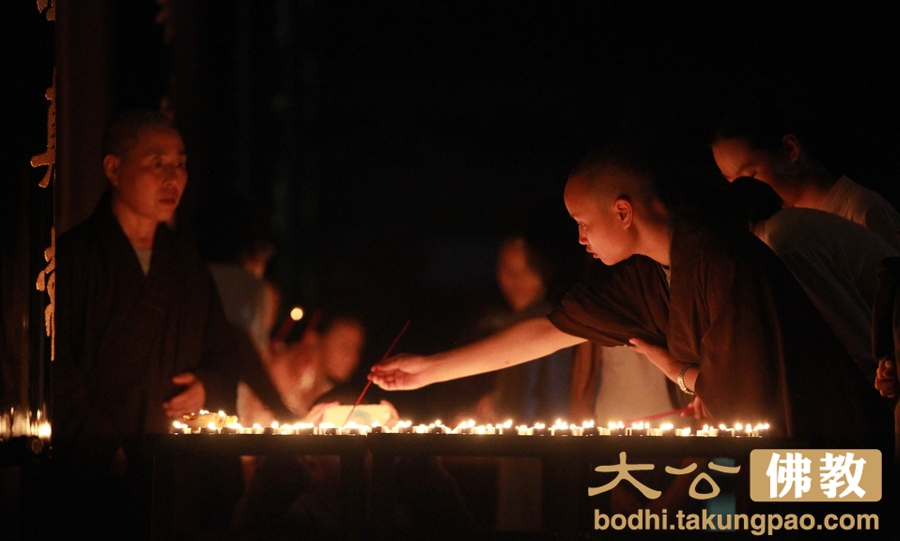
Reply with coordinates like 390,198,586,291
166,415,771,438
290,307,304,321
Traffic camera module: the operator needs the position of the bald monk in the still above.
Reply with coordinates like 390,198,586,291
372,144,890,448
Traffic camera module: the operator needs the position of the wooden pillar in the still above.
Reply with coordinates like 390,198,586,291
55,0,116,234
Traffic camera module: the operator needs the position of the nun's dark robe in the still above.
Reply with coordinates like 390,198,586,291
54,194,240,463
549,215,890,448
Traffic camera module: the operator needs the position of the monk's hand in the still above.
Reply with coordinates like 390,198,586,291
629,338,679,379
875,359,899,399
164,372,206,418
369,353,433,390
687,396,708,421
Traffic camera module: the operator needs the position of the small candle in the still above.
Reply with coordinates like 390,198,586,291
551,421,574,436
655,423,674,437
454,420,473,434
626,422,649,437
580,421,597,436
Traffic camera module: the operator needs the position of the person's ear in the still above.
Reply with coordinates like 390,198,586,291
614,198,633,228
102,154,120,187
781,134,802,164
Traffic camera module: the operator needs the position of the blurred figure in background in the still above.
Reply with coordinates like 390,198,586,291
209,237,278,355
473,236,574,425
236,310,366,427
210,236,295,427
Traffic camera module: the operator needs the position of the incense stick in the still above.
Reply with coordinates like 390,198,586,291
621,404,694,426
342,320,410,427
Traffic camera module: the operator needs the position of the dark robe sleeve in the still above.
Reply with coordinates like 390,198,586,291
181,266,241,414
548,255,670,347
54,225,108,457
54,215,134,458
684,237,792,433
684,230,891,448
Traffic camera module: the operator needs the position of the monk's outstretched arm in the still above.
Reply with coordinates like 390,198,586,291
370,317,585,390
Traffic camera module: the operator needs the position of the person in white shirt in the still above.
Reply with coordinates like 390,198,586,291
711,101,900,252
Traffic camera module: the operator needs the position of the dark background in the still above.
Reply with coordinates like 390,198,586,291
5,1,900,419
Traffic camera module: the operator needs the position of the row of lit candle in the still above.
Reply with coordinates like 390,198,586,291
172,416,770,438
0,408,52,441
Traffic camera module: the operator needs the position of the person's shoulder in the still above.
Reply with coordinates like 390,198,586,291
784,206,890,233
57,218,93,248
671,211,754,254
672,212,782,286
57,209,107,258
769,207,860,234
160,226,205,265
156,227,221,291
765,208,893,253
58,193,116,252
832,176,898,214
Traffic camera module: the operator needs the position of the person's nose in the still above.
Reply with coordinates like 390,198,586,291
162,164,185,185
577,230,587,245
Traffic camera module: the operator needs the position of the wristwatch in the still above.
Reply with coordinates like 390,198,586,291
677,363,698,395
